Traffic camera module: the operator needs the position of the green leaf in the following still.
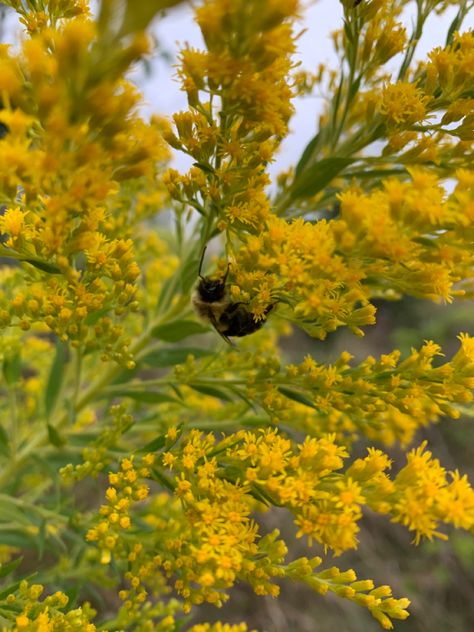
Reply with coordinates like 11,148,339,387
0,247,61,274
84,307,110,326
156,274,177,312
120,0,183,36
295,132,321,176
44,341,68,420
22,258,61,274
0,556,23,579
142,346,212,368
0,424,9,457
446,5,466,45
119,390,178,404
413,236,437,248
151,467,176,491
189,384,232,401
47,423,65,447
37,520,46,560
139,434,167,452
0,580,22,601
343,167,408,180
193,162,214,174
151,320,209,342
2,352,20,386
248,484,273,507
343,17,353,43
0,530,35,550
290,157,355,200
278,386,317,410
0,500,30,526
347,72,363,102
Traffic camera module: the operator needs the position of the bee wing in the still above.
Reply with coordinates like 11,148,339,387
207,311,236,347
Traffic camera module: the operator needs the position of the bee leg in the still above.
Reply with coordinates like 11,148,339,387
208,310,235,347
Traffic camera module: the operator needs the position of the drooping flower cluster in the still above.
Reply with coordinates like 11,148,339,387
161,428,474,552
227,167,474,335
168,333,474,447
84,429,413,629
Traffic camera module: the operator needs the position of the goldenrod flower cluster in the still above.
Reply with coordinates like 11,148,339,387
163,1,474,339
85,427,416,628
164,0,298,233
0,2,169,365
86,453,154,564
0,580,96,631
61,404,134,482
170,335,474,447
159,427,474,554
329,3,474,166
76,331,474,627
0,1,473,631
231,158,474,336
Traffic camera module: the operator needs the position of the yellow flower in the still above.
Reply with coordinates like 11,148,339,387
15,615,30,628
379,81,428,126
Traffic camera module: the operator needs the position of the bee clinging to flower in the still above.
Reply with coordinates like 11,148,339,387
192,247,274,345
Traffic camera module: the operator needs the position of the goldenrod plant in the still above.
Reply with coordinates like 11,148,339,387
0,0,473,630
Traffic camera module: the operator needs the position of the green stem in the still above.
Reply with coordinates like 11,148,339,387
71,347,83,421
0,493,69,522
332,21,360,148
398,0,426,82
8,385,18,458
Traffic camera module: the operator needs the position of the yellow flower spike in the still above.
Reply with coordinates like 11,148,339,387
369,609,394,630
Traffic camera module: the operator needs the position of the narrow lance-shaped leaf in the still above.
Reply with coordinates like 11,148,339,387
289,157,355,200
44,341,68,420
294,131,322,176
3,352,21,386
0,556,23,579
151,320,210,342
22,258,61,274
0,424,9,457
47,423,65,447
118,390,179,404
278,386,318,410
189,383,233,401
141,346,212,368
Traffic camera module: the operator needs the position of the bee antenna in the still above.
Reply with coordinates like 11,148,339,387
198,246,207,279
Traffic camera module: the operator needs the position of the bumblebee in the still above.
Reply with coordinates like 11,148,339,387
192,247,274,345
